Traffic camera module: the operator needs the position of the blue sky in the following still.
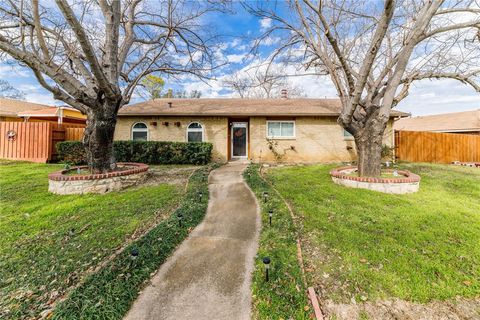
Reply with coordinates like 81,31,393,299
0,2,478,116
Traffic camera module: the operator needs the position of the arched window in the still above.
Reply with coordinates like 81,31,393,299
131,122,148,141
186,122,203,142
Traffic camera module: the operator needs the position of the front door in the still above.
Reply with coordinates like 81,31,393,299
231,122,248,159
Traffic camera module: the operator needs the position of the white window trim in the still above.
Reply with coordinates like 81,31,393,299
266,120,296,139
131,122,149,141
186,122,204,142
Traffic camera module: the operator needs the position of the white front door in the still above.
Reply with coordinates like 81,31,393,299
231,122,248,159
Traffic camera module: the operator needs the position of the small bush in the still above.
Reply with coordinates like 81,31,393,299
56,141,85,165
56,140,213,165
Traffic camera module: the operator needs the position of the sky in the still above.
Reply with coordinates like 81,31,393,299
0,2,478,117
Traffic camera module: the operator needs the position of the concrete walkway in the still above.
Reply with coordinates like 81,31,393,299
124,163,260,320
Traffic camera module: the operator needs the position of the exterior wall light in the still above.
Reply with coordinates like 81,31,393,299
262,257,271,282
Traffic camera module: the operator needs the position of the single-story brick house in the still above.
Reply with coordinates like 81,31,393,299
115,98,409,163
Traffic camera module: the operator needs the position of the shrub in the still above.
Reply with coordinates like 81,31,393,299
56,141,86,165
56,141,213,165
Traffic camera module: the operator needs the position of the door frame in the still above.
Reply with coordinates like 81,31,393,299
230,121,248,159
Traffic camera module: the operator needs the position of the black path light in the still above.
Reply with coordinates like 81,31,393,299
198,191,203,201
268,209,273,227
130,247,139,260
263,191,269,203
262,257,271,282
177,212,183,227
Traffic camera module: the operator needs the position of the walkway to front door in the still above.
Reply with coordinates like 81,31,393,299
124,163,260,320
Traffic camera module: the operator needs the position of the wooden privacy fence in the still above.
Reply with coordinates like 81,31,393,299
65,127,85,141
0,122,84,163
395,130,480,163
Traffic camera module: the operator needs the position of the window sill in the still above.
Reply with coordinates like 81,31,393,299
266,136,296,140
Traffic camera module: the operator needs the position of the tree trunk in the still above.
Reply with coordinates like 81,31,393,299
355,125,385,177
83,108,117,173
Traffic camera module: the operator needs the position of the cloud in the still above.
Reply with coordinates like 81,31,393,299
260,17,272,30
398,79,480,116
0,63,30,78
226,53,247,63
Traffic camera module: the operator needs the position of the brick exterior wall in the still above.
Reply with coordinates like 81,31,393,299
114,116,394,163
114,116,228,162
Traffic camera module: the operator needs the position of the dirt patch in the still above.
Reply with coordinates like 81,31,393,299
322,297,480,320
137,166,199,188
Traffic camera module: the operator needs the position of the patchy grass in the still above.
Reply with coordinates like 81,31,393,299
0,161,186,319
244,165,309,320
52,164,215,319
264,162,480,303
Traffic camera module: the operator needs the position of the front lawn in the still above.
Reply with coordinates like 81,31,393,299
0,161,186,319
264,163,480,304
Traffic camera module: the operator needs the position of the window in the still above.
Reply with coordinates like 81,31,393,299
187,122,204,142
266,121,295,138
132,122,148,141
343,129,354,139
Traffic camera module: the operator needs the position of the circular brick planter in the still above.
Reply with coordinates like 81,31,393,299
48,163,149,195
330,166,420,194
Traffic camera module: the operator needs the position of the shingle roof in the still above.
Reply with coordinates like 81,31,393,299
119,98,410,117
394,109,480,133
0,98,51,117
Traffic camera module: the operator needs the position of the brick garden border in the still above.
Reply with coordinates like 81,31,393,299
48,162,149,181
48,163,150,195
330,166,421,194
330,166,420,183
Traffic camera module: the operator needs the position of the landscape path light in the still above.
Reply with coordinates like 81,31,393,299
262,257,271,282
263,191,269,203
130,248,139,260
268,209,273,227
177,212,183,227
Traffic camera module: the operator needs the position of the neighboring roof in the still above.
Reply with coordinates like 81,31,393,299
17,106,84,119
119,98,410,117
0,98,50,117
394,109,480,133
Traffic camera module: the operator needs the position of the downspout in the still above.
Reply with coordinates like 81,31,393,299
57,107,63,125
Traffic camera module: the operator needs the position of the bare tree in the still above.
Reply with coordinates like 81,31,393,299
246,0,480,176
0,79,25,99
223,64,306,98
0,0,225,172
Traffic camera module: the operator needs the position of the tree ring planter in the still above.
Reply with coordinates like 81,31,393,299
48,163,149,195
330,166,420,194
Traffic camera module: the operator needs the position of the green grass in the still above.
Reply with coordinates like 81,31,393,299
52,165,215,319
0,161,184,319
244,165,309,320
264,162,480,303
